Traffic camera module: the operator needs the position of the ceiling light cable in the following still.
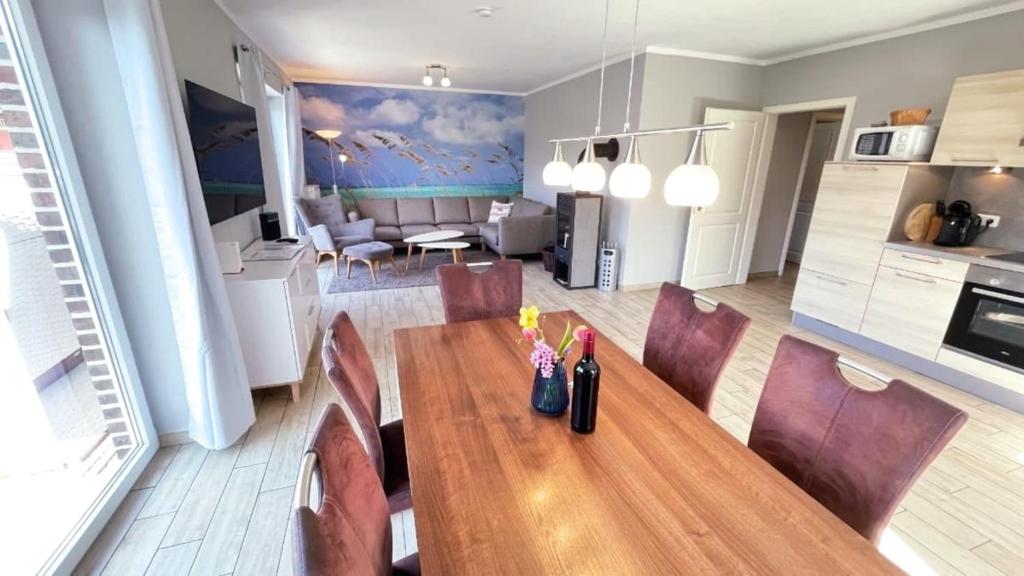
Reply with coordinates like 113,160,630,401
623,0,641,133
594,0,611,136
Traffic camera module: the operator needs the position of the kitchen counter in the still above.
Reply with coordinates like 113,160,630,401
885,241,1024,275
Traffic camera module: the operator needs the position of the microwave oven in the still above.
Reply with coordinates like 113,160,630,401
850,125,938,162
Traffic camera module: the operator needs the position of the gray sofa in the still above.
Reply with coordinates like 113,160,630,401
298,195,555,258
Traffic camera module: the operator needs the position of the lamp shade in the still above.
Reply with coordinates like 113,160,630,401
571,139,606,192
609,136,650,198
314,129,342,140
543,161,572,186
664,164,720,207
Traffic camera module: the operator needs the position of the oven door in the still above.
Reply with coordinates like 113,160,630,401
944,282,1024,370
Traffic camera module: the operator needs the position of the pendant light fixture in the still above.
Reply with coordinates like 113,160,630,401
421,66,434,87
609,0,651,198
664,130,720,207
542,141,572,186
570,0,611,193
422,65,452,88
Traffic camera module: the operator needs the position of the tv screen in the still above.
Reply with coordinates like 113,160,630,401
185,80,266,225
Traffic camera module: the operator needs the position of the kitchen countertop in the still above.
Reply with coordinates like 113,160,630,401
885,241,1024,274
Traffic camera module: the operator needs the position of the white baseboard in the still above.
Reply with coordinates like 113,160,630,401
159,431,192,447
621,281,664,292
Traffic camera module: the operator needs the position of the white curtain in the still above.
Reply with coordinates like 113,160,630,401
285,85,306,235
102,0,255,449
236,45,286,227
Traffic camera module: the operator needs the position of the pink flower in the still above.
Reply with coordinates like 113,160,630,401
572,325,589,342
522,328,537,342
529,342,557,379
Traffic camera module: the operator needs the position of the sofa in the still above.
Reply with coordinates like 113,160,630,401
297,195,555,258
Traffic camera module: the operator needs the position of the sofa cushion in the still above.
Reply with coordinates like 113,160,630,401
510,198,550,217
438,223,480,237
479,223,499,247
399,224,440,237
488,201,514,223
432,197,470,224
397,198,435,225
468,196,508,223
296,196,347,237
356,198,399,227
374,226,403,241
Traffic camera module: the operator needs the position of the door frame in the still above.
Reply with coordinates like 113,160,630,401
736,97,857,285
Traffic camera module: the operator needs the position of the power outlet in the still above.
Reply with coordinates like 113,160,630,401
978,213,1001,228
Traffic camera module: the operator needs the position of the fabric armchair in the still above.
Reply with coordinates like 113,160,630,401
294,196,374,249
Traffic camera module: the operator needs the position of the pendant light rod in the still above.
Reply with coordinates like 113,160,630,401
548,121,733,144
622,0,641,132
594,0,611,136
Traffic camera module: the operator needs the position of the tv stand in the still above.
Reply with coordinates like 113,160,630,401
223,236,321,402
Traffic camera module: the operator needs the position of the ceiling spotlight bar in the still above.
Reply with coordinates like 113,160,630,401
548,121,733,144
422,64,451,87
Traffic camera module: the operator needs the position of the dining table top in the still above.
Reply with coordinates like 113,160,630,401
394,310,901,575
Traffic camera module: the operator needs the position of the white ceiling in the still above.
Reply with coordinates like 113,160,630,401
217,0,1022,94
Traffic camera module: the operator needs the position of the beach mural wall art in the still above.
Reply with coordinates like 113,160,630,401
296,83,524,201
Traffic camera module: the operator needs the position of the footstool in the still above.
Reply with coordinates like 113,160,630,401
342,241,399,285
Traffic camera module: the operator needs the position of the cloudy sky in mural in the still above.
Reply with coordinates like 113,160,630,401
297,83,524,193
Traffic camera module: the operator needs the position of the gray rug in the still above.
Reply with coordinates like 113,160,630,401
326,247,501,293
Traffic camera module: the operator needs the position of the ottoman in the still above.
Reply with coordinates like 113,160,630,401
342,241,399,285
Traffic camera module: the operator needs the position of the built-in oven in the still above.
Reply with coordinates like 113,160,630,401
943,265,1024,371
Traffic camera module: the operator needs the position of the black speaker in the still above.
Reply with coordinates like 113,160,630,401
259,211,281,241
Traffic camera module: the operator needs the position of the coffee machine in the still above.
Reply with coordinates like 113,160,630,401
933,201,988,247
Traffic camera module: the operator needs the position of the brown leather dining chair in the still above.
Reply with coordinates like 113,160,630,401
323,311,411,513
748,335,968,544
293,403,420,576
435,260,523,323
642,283,751,414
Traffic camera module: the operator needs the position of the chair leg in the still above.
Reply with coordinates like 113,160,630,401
346,256,353,279
500,254,507,261
389,255,400,275
367,259,377,285
332,252,340,276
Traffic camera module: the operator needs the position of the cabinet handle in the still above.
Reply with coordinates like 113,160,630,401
900,253,941,265
950,154,998,162
895,271,937,284
307,304,316,317
816,275,848,286
841,165,878,171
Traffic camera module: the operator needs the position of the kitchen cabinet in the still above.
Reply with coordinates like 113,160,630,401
791,163,951,331
859,264,964,360
879,248,970,283
931,69,1024,167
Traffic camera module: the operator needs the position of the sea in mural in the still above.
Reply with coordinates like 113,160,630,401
296,83,524,202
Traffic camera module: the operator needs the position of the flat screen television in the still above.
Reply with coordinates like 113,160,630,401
185,80,266,225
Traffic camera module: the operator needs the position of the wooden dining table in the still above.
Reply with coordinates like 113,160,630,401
394,310,901,574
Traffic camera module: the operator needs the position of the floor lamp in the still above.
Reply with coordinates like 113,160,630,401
314,129,342,195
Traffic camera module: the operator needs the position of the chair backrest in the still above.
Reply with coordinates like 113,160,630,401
436,260,523,324
293,403,392,576
748,335,968,543
642,283,750,414
323,311,385,478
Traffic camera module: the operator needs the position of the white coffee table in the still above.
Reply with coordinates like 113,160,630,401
417,241,472,269
402,230,465,272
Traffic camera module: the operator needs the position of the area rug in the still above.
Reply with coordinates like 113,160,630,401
326,248,501,293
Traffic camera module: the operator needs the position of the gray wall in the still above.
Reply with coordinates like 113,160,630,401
159,0,288,249
525,56,645,262
947,169,1024,251
749,112,812,274
33,0,189,434
762,11,1024,145
625,54,763,286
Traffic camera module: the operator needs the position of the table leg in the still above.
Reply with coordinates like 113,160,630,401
405,243,414,273
389,255,401,275
419,246,428,271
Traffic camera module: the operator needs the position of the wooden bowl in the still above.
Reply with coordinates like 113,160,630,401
890,108,931,126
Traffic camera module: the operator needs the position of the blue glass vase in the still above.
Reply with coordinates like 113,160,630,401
531,360,569,416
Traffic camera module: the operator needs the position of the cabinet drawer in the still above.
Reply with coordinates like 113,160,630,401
859,266,963,360
880,249,969,283
800,163,908,285
791,268,872,332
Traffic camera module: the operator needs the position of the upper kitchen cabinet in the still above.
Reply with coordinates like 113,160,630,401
931,69,1024,167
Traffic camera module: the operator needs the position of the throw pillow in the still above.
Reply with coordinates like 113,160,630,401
488,201,514,224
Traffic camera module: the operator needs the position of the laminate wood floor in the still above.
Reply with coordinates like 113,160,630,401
76,261,1024,576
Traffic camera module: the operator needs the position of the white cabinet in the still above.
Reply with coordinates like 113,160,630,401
791,163,951,331
859,262,964,360
223,238,321,401
931,69,1024,167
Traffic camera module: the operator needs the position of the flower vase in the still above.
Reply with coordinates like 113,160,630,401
531,360,569,416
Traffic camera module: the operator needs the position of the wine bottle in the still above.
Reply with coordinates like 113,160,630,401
571,329,600,434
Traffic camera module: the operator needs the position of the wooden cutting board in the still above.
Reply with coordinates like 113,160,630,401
905,203,937,242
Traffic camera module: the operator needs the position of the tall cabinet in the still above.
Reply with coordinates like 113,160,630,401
553,193,602,289
790,162,952,332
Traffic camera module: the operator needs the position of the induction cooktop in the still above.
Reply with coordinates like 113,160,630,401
984,252,1024,265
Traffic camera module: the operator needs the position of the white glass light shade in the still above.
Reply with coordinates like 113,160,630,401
543,161,572,186
609,162,652,198
664,164,720,207
338,153,348,163
571,161,606,192
314,129,341,140
422,74,434,87
440,75,452,87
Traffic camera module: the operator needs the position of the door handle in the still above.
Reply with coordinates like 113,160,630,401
895,271,937,284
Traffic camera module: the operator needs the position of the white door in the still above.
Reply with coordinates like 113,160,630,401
681,108,765,290
787,120,840,263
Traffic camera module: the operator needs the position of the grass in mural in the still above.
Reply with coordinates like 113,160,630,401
319,184,522,202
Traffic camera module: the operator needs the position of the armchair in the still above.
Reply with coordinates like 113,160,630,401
294,197,375,274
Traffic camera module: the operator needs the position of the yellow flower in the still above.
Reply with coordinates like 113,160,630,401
519,305,540,330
